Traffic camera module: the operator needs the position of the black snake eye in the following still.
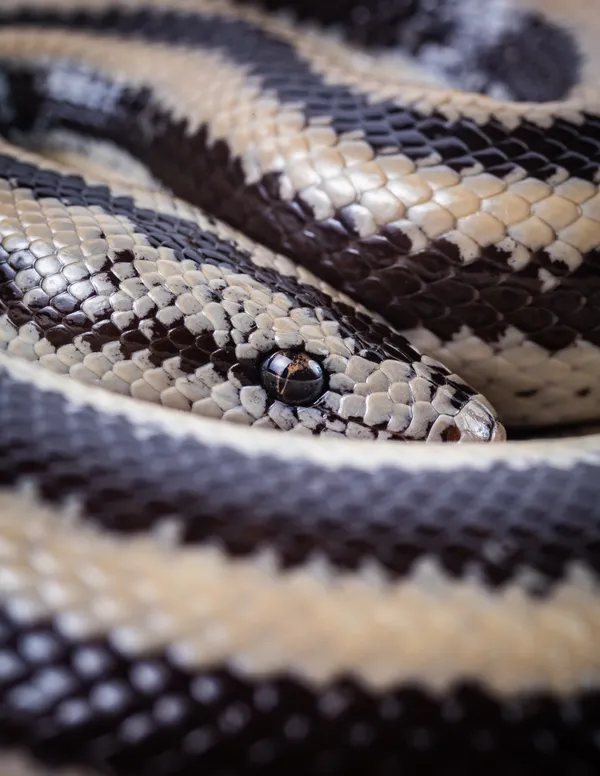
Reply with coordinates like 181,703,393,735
260,350,326,406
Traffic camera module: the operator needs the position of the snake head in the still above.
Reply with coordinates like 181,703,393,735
178,263,506,444
253,343,506,443
236,320,506,443
0,178,504,444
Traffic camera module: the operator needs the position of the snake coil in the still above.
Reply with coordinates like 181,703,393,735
0,1,600,774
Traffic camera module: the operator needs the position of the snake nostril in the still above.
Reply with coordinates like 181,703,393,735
441,425,462,442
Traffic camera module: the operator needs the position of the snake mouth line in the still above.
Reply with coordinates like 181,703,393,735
443,417,507,444
323,414,508,444
490,420,508,443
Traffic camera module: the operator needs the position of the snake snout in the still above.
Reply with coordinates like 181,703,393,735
450,397,507,443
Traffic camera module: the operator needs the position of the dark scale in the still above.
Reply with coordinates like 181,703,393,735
1,341,600,771
0,7,596,173
0,42,597,357
0,368,598,588
0,6,596,774
0,605,599,775
0,153,488,421
232,0,580,103
260,350,326,406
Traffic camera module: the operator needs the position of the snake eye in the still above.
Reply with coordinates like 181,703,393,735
260,350,326,406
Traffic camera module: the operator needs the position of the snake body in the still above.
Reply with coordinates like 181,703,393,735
1,1,600,774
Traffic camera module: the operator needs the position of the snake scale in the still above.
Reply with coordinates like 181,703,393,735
0,0,600,773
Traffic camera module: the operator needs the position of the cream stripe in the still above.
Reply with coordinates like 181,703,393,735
1,488,599,695
407,325,600,427
15,129,164,190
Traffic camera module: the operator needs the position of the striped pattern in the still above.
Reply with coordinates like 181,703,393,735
0,1,598,423
1,1,600,774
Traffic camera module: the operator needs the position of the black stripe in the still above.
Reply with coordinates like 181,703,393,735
0,606,598,776
0,609,600,776
1,361,599,590
232,0,582,102
3,63,600,356
0,5,598,180
236,0,437,49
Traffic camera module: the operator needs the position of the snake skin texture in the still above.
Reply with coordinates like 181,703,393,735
232,0,583,102
1,355,599,776
0,0,599,774
0,0,599,424
0,149,501,441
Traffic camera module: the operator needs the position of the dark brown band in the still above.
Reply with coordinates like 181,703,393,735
1,357,599,589
2,61,600,358
0,603,598,776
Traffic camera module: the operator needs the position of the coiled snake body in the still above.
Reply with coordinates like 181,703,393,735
0,1,600,773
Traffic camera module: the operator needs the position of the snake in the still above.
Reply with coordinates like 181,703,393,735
0,0,600,773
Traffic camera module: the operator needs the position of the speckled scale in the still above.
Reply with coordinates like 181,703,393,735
0,149,502,441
